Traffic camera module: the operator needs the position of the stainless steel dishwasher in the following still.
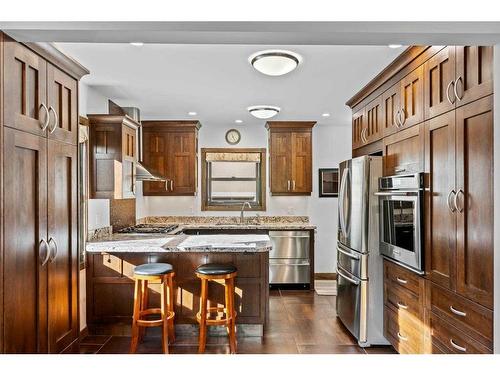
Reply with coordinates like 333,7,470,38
268,231,310,285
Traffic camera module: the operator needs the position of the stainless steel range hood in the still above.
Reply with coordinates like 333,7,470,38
110,102,166,182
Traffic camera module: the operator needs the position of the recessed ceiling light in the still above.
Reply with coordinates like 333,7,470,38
322,113,330,117
247,105,280,119
235,119,243,124
188,111,197,116
130,42,144,47
388,44,402,49
249,50,302,76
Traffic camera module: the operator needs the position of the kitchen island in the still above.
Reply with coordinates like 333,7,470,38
85,234,270,337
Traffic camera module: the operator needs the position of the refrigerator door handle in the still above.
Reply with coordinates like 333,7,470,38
337,268,360,285
338,167,347,238
337,244,361,260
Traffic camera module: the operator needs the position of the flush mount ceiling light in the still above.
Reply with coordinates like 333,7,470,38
388,44,402,49
188,111,197,116
130,42,144,47
322,113,331,117
247,105,280,119
235,119,243,123
249,50,302,76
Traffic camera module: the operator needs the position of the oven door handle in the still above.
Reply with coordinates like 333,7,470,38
374,191,418,196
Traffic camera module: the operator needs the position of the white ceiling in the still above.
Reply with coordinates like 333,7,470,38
57,43,402,126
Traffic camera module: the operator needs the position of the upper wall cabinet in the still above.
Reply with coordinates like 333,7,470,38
351,107,366,149
399,65,424,130
3,40,79,145
141,121,200,196
424,46,493,120
266,121,315,195
88,114,139,199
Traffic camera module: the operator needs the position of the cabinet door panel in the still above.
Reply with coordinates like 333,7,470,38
383,124,423,176
121,125,137,198
365,97,383,143
142,132,169,195
90,124,121,198
455,46,493,107
47,64,78,145
455,96,493,309
400,66,424,129
382,83,401,137
3,128,48,353
424,46,456,119
270,132,292,193
291,132,312,193
169,131,196,195
351,107,366,149
424,112,456,289
3,40,48,137
47,140,78,353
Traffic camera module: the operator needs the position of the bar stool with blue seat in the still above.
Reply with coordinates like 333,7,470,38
130,263,175,354
195,263,238,354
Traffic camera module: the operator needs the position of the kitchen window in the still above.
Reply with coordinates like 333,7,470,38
201,148,266,211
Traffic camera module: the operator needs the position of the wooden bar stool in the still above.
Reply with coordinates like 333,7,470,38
195,263,238,354
130,263,175,354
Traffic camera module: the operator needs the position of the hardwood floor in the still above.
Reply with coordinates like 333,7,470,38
74,289,396,354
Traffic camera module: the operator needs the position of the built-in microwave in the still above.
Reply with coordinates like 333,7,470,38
375,173,424,274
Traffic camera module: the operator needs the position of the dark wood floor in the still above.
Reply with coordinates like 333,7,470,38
75,289,396,354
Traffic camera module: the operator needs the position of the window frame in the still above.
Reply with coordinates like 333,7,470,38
201,147,267,211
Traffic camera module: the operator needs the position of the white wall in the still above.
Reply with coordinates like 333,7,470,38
136,120,351,273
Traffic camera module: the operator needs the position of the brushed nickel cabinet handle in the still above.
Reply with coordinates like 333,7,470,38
48,237,58,262
454,189,464,213
393,109,400,127
446,80,456,105
48,106,58,134
399,107,406,126
170,180,174,191
447,190,457,213
397,302,408,310
39,239,50,267
292,180,296,190
450,338,467,352
396,109,403,128
450,305,467,317
397,332,408,341
165,180,169,191
39,103,50,131
454,76,463,101
396,277,408,285
287,180,291,191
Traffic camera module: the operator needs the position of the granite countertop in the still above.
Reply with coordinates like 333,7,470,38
86,233,272,253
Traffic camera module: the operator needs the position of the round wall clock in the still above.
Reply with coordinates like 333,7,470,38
225,129,241,145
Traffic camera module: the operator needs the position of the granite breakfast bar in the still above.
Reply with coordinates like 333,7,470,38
85,234,271,337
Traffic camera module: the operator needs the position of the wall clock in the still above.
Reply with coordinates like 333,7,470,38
225,129,241,145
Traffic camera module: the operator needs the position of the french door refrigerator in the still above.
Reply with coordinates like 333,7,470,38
336,155,388,347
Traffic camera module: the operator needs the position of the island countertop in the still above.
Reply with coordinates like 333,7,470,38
86,233,272,253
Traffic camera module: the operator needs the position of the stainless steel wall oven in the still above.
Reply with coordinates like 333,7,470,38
375,173,424,273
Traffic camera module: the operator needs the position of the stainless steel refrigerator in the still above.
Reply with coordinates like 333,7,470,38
336,155,388,347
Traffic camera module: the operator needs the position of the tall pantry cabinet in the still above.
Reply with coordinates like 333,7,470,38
0,33,89,353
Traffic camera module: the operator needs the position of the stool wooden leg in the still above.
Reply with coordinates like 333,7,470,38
138,280,148,343
227,278,237,354
167,275,175,343
160,277,169,354
130,279,142,354
198,278,208,353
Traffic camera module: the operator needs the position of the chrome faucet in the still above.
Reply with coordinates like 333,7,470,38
240,201,252,224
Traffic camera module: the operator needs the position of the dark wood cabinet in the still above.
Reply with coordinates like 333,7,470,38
455,96,493,309
382,82,401,137
3,38,48,137
351,107,366,149
424,111,456,289
1,34,87,353
267,121,315,195
399,65,424,129
455,46,493,107
88,115,139,199
424,46,456,120
47,64,78,145
142,121,200,196
364,97,383,143
382,122,424,176
47,140,79,353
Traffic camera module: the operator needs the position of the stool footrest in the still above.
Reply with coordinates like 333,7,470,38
196,307,237,326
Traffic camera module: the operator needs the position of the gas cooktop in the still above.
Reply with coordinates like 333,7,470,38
117,224,179,234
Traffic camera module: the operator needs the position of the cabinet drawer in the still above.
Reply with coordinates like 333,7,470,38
385,282,422,321
428,312,492,354
384,260,422,296
384,305,423,354
428,282,493,346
